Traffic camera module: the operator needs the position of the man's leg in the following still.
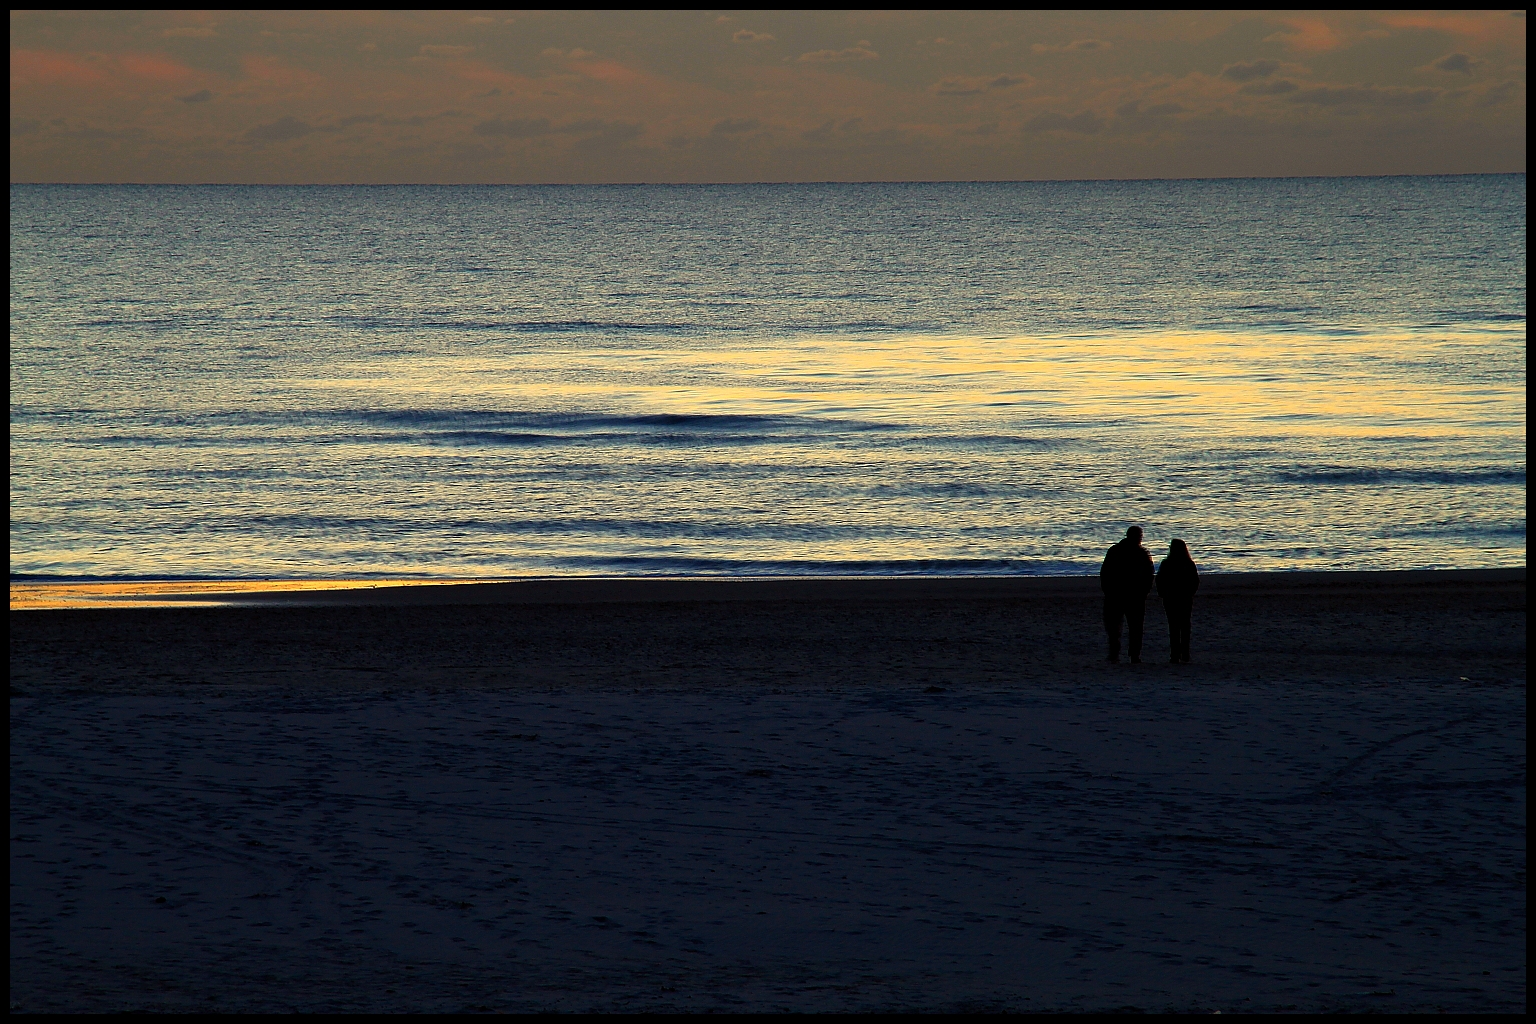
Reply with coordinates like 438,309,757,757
1127,600,1145,663
1103,597,1122,662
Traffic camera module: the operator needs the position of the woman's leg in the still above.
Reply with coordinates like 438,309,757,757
1164,602,1180,661
1174,601,1193,661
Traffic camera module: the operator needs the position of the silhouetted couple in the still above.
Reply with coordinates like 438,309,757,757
1099,526,1199,664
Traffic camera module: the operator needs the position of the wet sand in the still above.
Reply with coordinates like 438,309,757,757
9,570,1526,1011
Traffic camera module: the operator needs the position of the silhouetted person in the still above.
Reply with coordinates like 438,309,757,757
1100,526,1154,663
1156,538,1200,663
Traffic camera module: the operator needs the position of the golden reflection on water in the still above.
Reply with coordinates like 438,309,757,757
29,326,1506,583
9,579,488,611
301,329,1519,439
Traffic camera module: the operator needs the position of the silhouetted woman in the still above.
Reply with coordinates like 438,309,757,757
1155,539,1199,663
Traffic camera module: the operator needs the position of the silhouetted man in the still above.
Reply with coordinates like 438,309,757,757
1100,526,1154,663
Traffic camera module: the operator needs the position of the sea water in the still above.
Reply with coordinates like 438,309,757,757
9,177,1526,580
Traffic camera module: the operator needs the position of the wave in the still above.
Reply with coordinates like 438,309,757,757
336,408,901,431
195,514,901,543
323,317,711,333
434,429,831,448
1392,522,1527,539
547,555,1089,576
1273,467,1524,486
362,409,903,448
12,408,909,449
60,311,956,337
9,559,1092,583
917,433,1064,449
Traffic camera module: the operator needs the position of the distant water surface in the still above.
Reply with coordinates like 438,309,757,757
9,177,1525,579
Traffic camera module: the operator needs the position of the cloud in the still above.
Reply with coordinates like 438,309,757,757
932,79,985,96
1023,111,1103,133
472,117,641,145
565,119,641,138
1031,39,1111,54
567,120,643,150
60,125,145,141
474,117,554,138
244,116,313,143
1239,79,1299,96
162,26,216,39
8,10,1525,184
1221,59,1281,82
931,73,1033,96
799,116,909,151
711,117,761,135
1433,53,1478,74
11,118,42,137
371,111,462,127
10,49,110,87
1115,101,1186,118
1477,81,1519,107
797,41,877,63
1263,19,1340,52
119,54,198,83
801,117,876,144
1287,85,1440,107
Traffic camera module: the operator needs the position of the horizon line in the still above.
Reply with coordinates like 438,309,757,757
9,170,1526,187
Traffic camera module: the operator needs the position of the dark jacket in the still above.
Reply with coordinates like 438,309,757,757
1155,555,1200,604
1101,538,1154,598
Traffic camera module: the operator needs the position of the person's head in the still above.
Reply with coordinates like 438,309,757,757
1169,538,1190,559
1125,526,1143,543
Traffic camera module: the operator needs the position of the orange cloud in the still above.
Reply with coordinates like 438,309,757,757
1265,19,1342,52
10,49,109,87
796,42,878,64
239,54,325,91
1376,11,1517,45
118,54,198,83
8,11,1525,183
568,57,662,92
447,60,538,94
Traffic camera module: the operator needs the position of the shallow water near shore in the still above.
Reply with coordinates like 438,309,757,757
9,176,1525,579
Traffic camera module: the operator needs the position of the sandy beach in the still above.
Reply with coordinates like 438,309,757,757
9,570,1526,1012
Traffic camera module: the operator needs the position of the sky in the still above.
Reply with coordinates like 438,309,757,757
9,10,1528,183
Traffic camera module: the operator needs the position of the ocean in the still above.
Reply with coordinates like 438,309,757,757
9,176,1526,581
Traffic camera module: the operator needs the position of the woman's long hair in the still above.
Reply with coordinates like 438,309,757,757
1167,538,1193,563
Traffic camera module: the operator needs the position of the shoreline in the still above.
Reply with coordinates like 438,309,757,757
10,567,1524,698
9,566,1524,611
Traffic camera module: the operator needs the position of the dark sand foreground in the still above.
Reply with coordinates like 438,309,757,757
9,570,1526,1011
